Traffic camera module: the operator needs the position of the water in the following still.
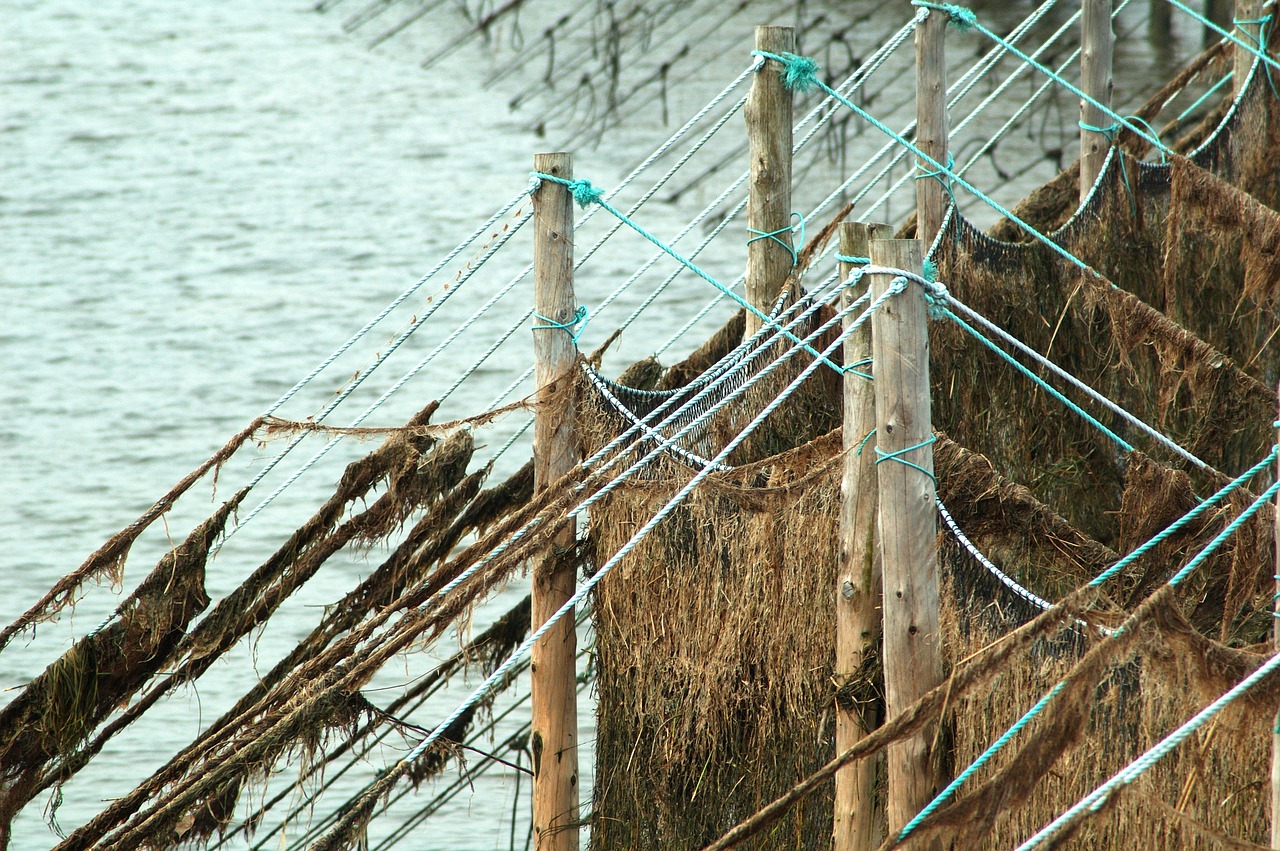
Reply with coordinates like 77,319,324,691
1,1,1213,847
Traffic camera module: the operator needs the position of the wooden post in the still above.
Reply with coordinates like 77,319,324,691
1235,0,1265,92
1203,0,1231,46
869,238,946,838
1149,0,1173,47
1080,0,1115,202
835,222,891,851
915,6,949,248
531,152,580,851
744,25,795,340
1272,383,1280,850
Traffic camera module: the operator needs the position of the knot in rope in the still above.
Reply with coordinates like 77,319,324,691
1078,119,1120,140
747,212,805,266
912,1,977,31
1234,13,1274,48
874,434,938,484
750,50,820,93
914,152,957,205
530,172,605,209
920,261,950,320
532,305,589,343
566,178,604,208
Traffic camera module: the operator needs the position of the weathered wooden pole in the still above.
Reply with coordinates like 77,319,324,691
1149,0,1173,46
1205,0,1233,48
1235,0,1265,91
744,25,796,340
1272,383,1280,850
915,5,949,247
835,222,891,851
869,238,946,839
530,152,581,851
1080,0,1115,201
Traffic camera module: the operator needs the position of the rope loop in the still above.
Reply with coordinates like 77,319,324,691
747,211,805,266
750,50,820,93
874,434,938,484
1078,119,1120,140
914,151,957,207
1236,15,1280,98
532,305,589,343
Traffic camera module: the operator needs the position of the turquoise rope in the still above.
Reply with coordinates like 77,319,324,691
1164,0,1280,74
836,254,871,265
856,427,877,456
898,682,1067,841
915,151,958,207
1168,477,1280,586
1235,15,1279,98
1175,71,1233,123
749,50,1099,276
530,171,842,373
901,445,1279,842
874,434,938,484
532,304,589,344
1078,120,1138,217
914,2,1172,157
747,212,805,266
942,307,1133,453
1089,445,1277,587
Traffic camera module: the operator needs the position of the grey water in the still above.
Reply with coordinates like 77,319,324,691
2,1,1212,847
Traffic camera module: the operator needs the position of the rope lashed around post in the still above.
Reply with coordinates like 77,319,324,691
744,25,796,341
867,238,947,842
530,151,581,851
836,222,890,851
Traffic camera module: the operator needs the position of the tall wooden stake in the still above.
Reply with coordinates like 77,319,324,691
1272,383,1280,850
1235,0,1265,92
744,25,795,340
915,7,949,247
836,222,891,851
1149,0,1173,46
1205,0,1233,49
1080,0,1115,202
869,238,946,839
531,152,580,851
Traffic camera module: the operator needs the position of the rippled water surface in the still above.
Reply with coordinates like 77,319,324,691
2,1,1212,846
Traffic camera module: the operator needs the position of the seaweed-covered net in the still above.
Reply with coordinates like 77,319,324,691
581,47,1280,851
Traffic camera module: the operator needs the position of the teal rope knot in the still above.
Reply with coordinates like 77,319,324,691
566,178,604,208
747,212,805,266
750,50,820,93
912,1,977,31
940,3,976,30
914,152,957,206
532,304,589,343
1235,15,1279,98
530,171,604,209
1078,119,1119,140
920,263,950,320
874,434,938,484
